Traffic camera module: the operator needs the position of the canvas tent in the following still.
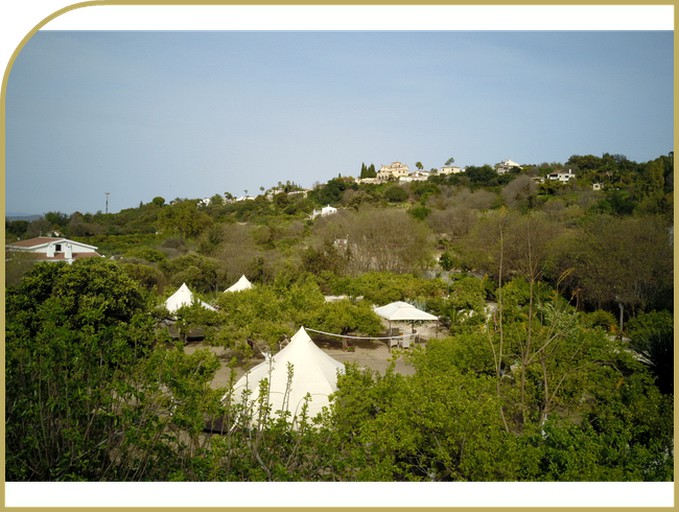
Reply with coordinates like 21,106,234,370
165,282,216,314
224,275,253,293
231,327,344,425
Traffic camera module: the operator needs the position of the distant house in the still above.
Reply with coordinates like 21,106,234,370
438,165,463,175
376,162,410,182
311,204,338,219
400,171,430,182
6,236,102,264
495,159,522,175
547,169,576,183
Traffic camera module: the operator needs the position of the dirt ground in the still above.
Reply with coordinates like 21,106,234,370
184,320,442,390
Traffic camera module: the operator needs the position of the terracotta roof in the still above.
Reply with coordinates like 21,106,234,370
9,236,66,248
8,236,98,251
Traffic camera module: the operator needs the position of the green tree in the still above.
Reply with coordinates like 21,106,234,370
44,211,69,230
384,185,408,203
626,310,673,394
5,259,156,480
158,200,213,239
310,299,383,349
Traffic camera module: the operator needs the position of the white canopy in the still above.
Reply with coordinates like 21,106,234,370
373,301,438,322
232,327,344,425
224,275,253,293
165,283,216,313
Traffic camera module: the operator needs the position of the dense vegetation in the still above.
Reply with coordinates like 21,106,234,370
5,152,674,481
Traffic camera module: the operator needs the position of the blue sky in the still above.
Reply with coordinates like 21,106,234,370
6,29,673,215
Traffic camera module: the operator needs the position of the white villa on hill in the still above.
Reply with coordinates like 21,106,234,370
547,169,576,183
376,162,410,182
495,159,522,174
310,204,338,219
438,165,463,175
7,236,102,264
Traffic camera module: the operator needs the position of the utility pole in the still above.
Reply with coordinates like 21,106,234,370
105,192,110,214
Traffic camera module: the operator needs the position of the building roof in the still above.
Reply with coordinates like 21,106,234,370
8,236,98,251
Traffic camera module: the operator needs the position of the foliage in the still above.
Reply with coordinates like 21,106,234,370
5,151,674,483
309,299,384,349
326,271,447,305
316,207,435,274
626,310,674,394
5,259,157,480
159,252,219,292
547,214,673,312
158,200,213,239
384,185,408,203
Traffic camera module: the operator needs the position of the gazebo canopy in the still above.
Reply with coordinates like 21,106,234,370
373,301,438,322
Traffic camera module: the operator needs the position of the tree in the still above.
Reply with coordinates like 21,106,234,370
6,219,29,239
5,259,156,480
501,175,539,211
310,299,383,349
384,185,408,203
445,157,455,166
626,310,673,394
415,161,424,171
317,207,434,275
158,200,213,239
547,214,673,312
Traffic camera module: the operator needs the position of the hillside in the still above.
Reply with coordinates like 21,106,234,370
5,151,674,483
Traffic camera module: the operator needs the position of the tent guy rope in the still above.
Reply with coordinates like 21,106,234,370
304,327,412,341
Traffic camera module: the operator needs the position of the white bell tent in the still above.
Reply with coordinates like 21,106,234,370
231,327,344,425
165,283,216,314
224,275,253,293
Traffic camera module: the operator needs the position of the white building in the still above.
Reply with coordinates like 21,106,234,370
400,171,430,182
547,169,576,183
310,204,338,219
495,159,522,174
376,162,410,182
438,165,463,175
7,236,101,264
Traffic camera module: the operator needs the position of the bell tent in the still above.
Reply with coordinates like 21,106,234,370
231,327,344,425
224,275,253,293
165,283,216,314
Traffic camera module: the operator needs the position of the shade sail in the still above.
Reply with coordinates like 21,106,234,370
373,301,438,322
231,327,344,425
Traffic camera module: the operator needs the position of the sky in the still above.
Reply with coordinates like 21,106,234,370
6,26,674,215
